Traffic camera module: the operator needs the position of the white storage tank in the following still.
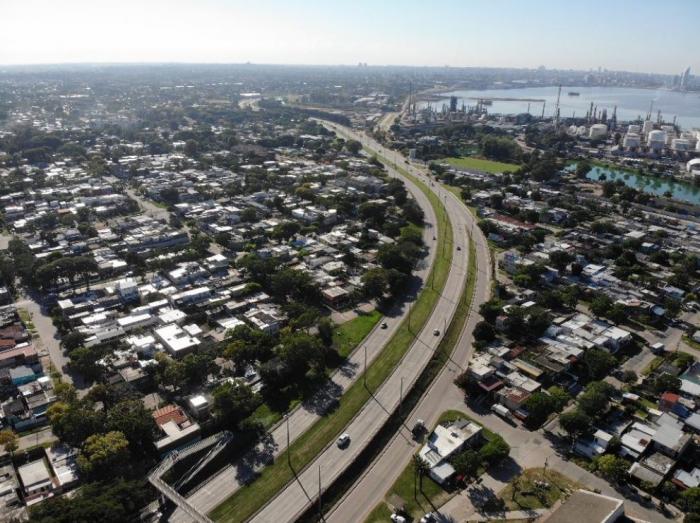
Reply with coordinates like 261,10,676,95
623,133,641,149
589,123,608,139
672,138,690,152
647,130,666,151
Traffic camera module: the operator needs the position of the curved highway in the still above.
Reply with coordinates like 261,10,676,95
246,123,491,523
171,125,441,522
326,138,493,522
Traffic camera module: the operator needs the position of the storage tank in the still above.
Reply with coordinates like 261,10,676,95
642,120,654,135
672,138,690,152
681,131,697,149
647,130,666,151
576,126,588,137
589,124,608,139
623,133,641,149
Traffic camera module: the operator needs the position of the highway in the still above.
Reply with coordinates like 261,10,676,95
170,130,441,521
246,123,490,523
325,129,493,523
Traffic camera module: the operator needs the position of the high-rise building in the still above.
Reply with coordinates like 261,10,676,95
680,67,691,91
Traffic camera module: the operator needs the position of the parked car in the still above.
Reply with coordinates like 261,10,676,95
420,513,437,523
412,419,426,438
390,514,407,523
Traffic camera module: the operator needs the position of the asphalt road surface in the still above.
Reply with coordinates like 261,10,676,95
246,124,489,523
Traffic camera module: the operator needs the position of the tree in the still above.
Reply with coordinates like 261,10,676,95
29,479,151,523
77,431,130,478
577,382,613,418
653,373,681,394
680,488,700,514
105,400,156,454
212,381,259,428
0,429,18,455
62,331,86,352
524,392,557,428
479,435,510,467
580,348,616,381
453,449,481,479
318,318,334,347
595,454,629,484
548,386,571,411
548,250,573,272
559,409,592,443
473,321,496,343
575,161,592,179
345,139,362,154
48,401,106,448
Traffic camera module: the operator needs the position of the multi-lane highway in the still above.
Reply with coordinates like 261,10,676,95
171,127,442,522
325,126,493,523
246,123,491,523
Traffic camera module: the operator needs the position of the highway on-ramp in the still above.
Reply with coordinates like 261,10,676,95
245,124,490,523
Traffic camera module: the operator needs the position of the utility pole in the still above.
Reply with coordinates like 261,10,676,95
318,465,323,521
363,345,367,387
286,414,291,468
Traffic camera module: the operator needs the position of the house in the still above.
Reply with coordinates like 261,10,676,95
0,460,20,509
17,459,55,505
673,467,700,489
45,445,79,490
628,452,675,487
154,324,200,357
574,429,613,459
152,404,201,455
543,489,625,523
116,278,139,303
418,419,482,485
652,413,691,458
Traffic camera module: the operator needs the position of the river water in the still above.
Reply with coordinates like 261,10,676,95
567,164,700,205
426,86,700,131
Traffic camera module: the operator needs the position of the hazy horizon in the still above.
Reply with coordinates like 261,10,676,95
2,0,699,75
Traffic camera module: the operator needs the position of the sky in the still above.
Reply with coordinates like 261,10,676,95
2,0,699,74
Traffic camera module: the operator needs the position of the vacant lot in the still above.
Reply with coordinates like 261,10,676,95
442,156,519,174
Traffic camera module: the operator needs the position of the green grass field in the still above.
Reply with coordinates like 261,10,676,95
210,152,454,523
499,468,579,511
442,156,519,174
333,310,383,358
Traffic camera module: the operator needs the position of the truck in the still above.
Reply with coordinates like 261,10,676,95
491,403,514,421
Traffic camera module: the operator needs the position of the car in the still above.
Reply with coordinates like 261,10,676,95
420,513,437,523
336,433,350,448
380,322,388,329
412,419,426,437
390,514,407,523
433,329,440,336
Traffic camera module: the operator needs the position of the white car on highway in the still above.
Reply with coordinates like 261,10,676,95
336,433,351,448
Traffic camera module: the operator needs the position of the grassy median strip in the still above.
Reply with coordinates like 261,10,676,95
210,154,454,523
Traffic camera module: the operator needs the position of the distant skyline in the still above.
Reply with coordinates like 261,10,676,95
2,0,699,75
